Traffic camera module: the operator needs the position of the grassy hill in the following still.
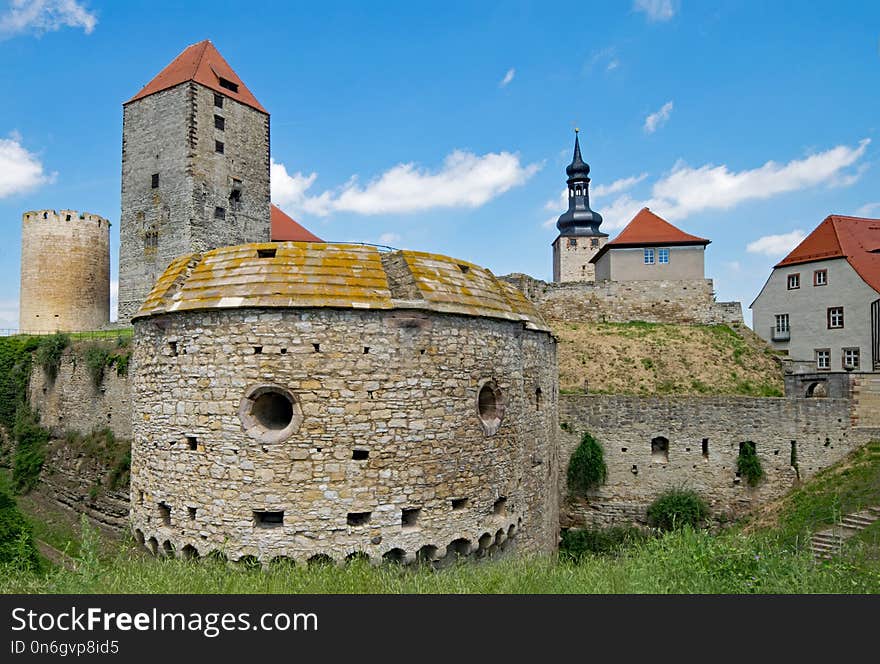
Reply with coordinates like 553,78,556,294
552,321,784,396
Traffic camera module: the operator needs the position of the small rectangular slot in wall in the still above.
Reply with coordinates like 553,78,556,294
313,343,320,352
451,498,468,511
158,502,171,526
347,512,371,526
363,346,370,354
151,173,159,188
254,510,284,528
401,507,421,528
186,436,197,451
138,490,144,505
280,348,287,354
493,497,507,516
352,449,369,460
257,248,277,259
253,346,262,354
702,438,709,459
188,507,197,520
169,341,178,356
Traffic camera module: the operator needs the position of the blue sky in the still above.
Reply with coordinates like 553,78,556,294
1,0,878,328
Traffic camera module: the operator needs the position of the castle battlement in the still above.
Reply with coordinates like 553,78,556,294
23,209,110,227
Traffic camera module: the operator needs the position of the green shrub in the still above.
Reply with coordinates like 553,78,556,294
34,333,69,382
0,337,34,432
737,441,763,486
560,526,650,561
647,489,708,531
0,482,40,570
12,407,50,494
566,432,607,496
83,344,111,388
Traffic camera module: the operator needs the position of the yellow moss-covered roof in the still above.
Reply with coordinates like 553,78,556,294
135,242,549,331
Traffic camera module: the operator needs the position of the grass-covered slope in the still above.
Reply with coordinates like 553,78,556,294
553,321,784,396
2,440,879,594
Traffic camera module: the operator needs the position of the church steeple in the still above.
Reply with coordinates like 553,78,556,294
556,129,604,236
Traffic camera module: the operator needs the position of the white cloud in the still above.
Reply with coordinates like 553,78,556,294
746,230,807,257
593,173,649,198
0,133,55,198
585,47,619,74
273,150,541,217
594,139,870,230
110,279,118,323
644,101,674,134
377,232,401,246
856,202,880,217
0,299,18,331
0,0,97,38
634,0,677,22
499,68,515,88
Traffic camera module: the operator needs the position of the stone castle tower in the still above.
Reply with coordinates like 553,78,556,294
551,131,607,282
19,209,110,332
118,40,271,322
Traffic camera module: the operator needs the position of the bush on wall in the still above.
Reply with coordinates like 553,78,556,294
567,432,607,496
737,441,763,487
647,489,708,531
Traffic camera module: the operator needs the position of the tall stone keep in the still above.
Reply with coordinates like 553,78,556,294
551,130,608,283
19,209,110,332
118,40,271,322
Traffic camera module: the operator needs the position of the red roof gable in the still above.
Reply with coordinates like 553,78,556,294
270,204,323,242
127,40,267,114
590,208,709,263
775,214,880,293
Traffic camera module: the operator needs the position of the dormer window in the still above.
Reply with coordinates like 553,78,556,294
218,76,239,93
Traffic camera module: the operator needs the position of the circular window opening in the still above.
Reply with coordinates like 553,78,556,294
239,384,302,443
477,380,504,436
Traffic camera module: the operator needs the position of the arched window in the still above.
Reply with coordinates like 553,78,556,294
651,436,669,463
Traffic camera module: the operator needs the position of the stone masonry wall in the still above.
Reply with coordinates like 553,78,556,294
29,346,132,441
19,210,110,333
558,394,880,528
500,273,743,326
130,307,559,564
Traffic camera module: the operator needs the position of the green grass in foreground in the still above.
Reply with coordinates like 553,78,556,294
2,523,879,594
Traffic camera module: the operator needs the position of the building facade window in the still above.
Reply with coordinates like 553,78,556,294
644,248,655,265
787,273,800,289
827,307,844,329
815,349,830,370
151,173,159,189
590,238,599,248
214,206,226,220
214,114,225,131
214,93,223,108
814,269,828,286
842,347,860,369
774,314,790,332
658,248,669,264
567,237,577,247
215,140,224,154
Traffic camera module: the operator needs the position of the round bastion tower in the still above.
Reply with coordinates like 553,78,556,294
129,242,560,564
19,209,110,333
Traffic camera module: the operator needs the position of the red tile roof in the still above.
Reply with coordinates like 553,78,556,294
590,207,709,263
775,214,880,293
127,40,267,114
270,204,323,242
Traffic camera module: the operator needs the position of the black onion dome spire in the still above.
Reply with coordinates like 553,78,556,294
556,129,605,236
565,132,591,179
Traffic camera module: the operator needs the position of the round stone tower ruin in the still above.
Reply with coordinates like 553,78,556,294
129,242,559,564
19,209,110,333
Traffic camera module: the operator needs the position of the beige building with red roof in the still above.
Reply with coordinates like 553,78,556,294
590,207,710,282
751,214,880,373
